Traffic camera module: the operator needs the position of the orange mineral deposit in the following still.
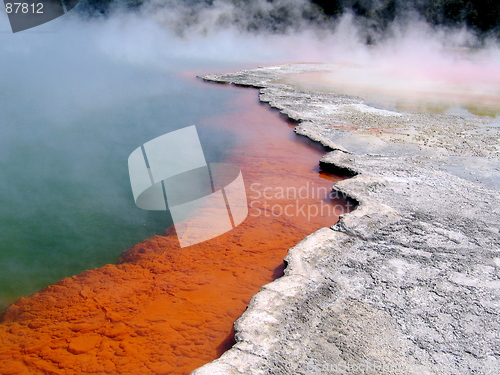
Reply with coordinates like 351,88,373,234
0,83,353,374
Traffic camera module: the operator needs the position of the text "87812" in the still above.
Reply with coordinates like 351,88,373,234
5,3,44,14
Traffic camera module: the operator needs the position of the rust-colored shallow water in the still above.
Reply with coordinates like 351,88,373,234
0,82,352,374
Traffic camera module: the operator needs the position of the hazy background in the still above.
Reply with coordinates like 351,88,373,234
0,0,498,307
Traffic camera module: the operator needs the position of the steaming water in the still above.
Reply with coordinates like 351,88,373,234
0,76,249,307
0,15,282,307
1,3,499,308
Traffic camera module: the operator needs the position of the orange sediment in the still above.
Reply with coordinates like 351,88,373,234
0,84,353,374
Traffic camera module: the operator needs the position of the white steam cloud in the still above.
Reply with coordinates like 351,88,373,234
2,0,497,101
74,1,500,112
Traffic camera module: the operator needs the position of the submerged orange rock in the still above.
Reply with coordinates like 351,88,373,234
0,84,353,374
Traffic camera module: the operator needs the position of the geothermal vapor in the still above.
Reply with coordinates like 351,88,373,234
78,0,500,108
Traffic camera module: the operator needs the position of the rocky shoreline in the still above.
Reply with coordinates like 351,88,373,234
192,64,500,374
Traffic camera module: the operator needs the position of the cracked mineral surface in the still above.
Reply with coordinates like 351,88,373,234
193,64,500,375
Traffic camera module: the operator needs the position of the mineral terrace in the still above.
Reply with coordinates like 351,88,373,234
192,64,500,375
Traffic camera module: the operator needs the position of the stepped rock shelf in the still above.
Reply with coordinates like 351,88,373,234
192,64,500,374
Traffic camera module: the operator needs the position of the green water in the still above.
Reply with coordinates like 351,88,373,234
0,35,248,308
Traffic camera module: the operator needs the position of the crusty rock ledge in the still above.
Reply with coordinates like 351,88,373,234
192,64,500,374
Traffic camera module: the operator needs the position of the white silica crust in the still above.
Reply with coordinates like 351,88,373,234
192,64,500,375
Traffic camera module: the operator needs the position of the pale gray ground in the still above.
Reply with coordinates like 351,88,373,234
191,64,500,375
